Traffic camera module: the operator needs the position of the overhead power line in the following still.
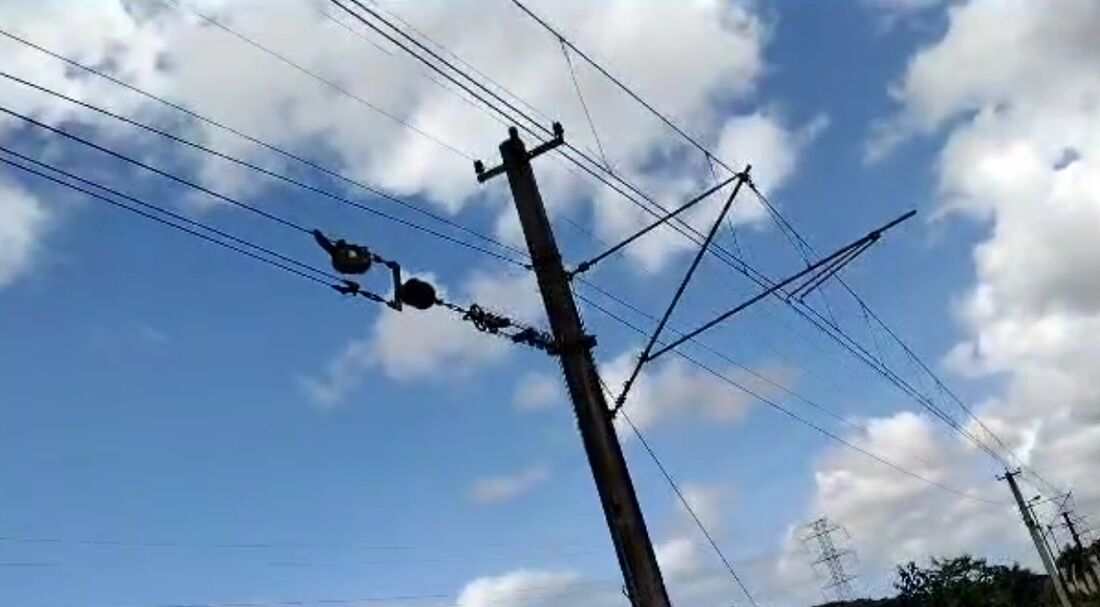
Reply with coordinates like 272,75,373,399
0,145,552,355
219,0,1014,489
0,70,528,268
43,578,627,607
574,291,1009,508
10,0,1038,536
328,0,1021,502
0,146,333,283
0,28,522,266
328,0,732,255
154,0,474,160
0,153,338,289
600,377,759,606
505,0,1049,492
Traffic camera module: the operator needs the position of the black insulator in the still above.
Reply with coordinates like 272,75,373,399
400,278,437,310
331,244,373,275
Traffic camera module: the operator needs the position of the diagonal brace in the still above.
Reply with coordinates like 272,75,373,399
611,166,751,415
646,209,916,362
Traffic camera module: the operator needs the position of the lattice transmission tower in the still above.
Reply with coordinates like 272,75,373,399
803,517,858,602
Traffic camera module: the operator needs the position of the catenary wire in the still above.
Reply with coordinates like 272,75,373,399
574,278,934,462
0,146,336,283
505,0,1043,486
0,155,338,289
10,1,1029,497
0,104,313,233
4,10,1025,602
57,577,623,607
0,71,529,268
0,28,526,267
559,38,612,172
154,0,474,161
574,291,1009,507
338,0,1025,479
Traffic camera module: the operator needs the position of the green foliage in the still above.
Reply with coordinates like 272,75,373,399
892,555,1048,606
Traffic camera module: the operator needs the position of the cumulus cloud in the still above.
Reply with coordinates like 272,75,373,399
814,0,1100,588
766,412,1023,606
469,464,550,505
887,0,1100,508
454,568,618,607
0,178,50,288
301,270,539,405
601,351,788,431
0,0,821,288
812,413,1013,564
513,372,563,412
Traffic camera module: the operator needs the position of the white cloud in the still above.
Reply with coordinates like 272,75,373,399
678,484,728,535
655,536,703,578
717,112,829,200
455,569,613,607
0,0,820,287
601,351,786,431
883,0,1100,505
767,412,1025,606
863,0,943,14
302,270,540,405
469,464,550,505
811,413,1015,565
513,372,562,412
821,0,1100,584
0,178,50,288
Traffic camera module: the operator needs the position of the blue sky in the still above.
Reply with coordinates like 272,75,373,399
3,1,1099,606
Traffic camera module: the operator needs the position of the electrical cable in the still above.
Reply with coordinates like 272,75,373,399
0,28,523,268
504,0,1043,489
328,0,722,257
0,146,546,352
0,104,311,234
0,155,339,289
0,71,529,268
53,576,623,607
575,291,1010,507
593,372,758,606
0,146,334,283
559,38,611,172
11,0,1041,500
154,0,474,161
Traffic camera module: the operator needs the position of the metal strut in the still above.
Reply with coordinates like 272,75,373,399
613,208,916,416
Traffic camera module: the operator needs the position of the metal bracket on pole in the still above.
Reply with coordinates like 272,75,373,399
475,123,564,183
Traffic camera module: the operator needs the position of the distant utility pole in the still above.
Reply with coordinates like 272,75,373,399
1001,470,1074,607
1062,508,1100,592
475,125,671,607
803,517,857,602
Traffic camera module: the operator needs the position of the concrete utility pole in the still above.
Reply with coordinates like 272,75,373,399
475,125,671,607
1002,470,1074,607
1062,510,1100,592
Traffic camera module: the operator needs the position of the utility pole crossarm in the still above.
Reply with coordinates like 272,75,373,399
476,125,671,607
646,209,916,362
569,173,741,277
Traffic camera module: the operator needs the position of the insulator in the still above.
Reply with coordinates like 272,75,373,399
331,244,373,275
400,278,437,310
